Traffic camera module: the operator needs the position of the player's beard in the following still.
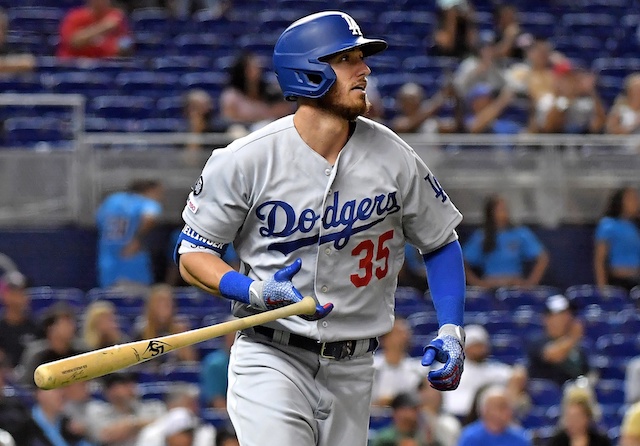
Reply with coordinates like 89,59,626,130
317,84,371,121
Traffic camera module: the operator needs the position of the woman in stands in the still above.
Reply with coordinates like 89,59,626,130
463,194,549,288
82,300,127,350
220,51,293,133
548,384,611,446
594,187,640,291
605,74,640,135
134,284,198,364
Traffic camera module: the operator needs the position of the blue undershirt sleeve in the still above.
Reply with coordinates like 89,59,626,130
422,240,466,327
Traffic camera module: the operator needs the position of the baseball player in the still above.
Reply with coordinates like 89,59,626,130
175,11,466,446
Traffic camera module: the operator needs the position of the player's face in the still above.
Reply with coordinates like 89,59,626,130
318,49,371,121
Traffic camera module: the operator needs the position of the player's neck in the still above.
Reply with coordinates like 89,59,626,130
293,106,352,165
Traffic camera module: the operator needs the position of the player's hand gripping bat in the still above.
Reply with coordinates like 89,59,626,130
34,296,317,390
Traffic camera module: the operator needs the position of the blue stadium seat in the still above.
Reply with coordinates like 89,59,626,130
561,13,616,39
4,117,72,147
193,11,255,37
596,333,640,358
115,72,181,97
91,95,155,120
0,73,45,93
464,286,496,312
85,287,146,323
43,71,112,95
236,34,279,58
631,285,640,304
614,308,640,335
592,58,640,80
154,56,213,74
175,33,235,57
379,11,437,37
596,379,626,405
201,408,231,429
27,286,86,316
519,12,556,39
528,379,563,407
138,382,172,401
5,32,45,55
8,7,65,35
156,96,184,118
162,363,202,384
565,284,630,311
495,286,560,310
394,286,429,316
180,72,227,94
491,333,524,363
406,311,439,335
140,118,185,133
134,32,174,57
130,7,172,33
591,354,626,380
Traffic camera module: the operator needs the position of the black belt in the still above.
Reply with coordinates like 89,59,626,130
250,326,378,361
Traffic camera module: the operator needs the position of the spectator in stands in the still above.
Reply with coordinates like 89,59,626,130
432,0,477,58
526,294,591,387
372,392,440,446
453,34,506,100
183,89,229,152
463,195,549,288
64,381,97,443
96,179,163,289
620,401,640,446
17,302,85,386
27,387,95,446
137,384,215,446
626,356,640,404
548,384,611,446
200,318,236,409
216,428,239,446
418,379,462,446
492,5,532,60
594,187,640,290
535,63,606,134
525,38,556,132
0,271,38,367
371,317,424,407
220,52,292,132
390,82,460,134
605,73,640,135
0,252,18,277
442,325,529,419
85,371,165,446
463,84,521,134
457,385,532,446
82,300,128,350
0,354,30,444
134,284,198,364
0,8,36,73
58,0,134,58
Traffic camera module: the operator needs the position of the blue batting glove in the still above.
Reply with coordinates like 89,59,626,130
421,324,465,391
248,258,333,320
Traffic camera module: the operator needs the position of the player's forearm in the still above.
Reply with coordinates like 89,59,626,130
179,252,234,296
423,240,466,327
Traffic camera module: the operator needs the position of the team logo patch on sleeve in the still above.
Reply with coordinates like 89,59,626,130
191,176,204,196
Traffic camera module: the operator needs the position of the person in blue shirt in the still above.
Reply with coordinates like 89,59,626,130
458,384,532,446
594,187,640,291
95,179,163,288
463,195,549,288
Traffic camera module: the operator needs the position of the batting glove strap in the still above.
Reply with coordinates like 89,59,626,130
421,324,465,391
248,259,305,311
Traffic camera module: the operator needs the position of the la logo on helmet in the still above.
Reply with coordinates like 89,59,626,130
341,13,362,36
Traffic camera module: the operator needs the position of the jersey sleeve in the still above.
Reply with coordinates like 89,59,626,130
400,146,463,253
140,198,162,217
462,230,484,267
595,217,613,243
518,226,544,260
181,147,250,244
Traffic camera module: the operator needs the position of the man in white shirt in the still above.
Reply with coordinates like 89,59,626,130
371,317,425,407
442,325,528,418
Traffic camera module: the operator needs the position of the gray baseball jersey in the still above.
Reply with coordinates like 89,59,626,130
180,115,462,341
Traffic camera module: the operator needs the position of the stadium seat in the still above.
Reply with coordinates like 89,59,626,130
4,117,72,147
565,284,630,311
595,379,626,405
154,56,213,74
175,33,235,57
406,311,439,335
130,7,172,33
7,7,65,35
528,379,563,407
490,333,524,363
43,71,112,95
495,286,560,310
140,118,185,133
0,73,45,93
180,72,228,94
133,32,174,57
519,12,556,38
379,11,437,37
85,287,146,318
595,333,640,358
91,95,155,120
193,11,255,37
201,408,231,428
394,286,429,316
115,72,181,97
27,286,86,316
591,354,626,380
464,286,496,312
162,363,202,384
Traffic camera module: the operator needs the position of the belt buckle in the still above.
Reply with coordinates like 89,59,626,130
319,341,354,360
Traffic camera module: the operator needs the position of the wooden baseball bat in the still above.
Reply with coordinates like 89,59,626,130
34,296,317,390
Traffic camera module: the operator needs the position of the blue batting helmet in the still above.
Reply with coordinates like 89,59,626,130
273,11,387,100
